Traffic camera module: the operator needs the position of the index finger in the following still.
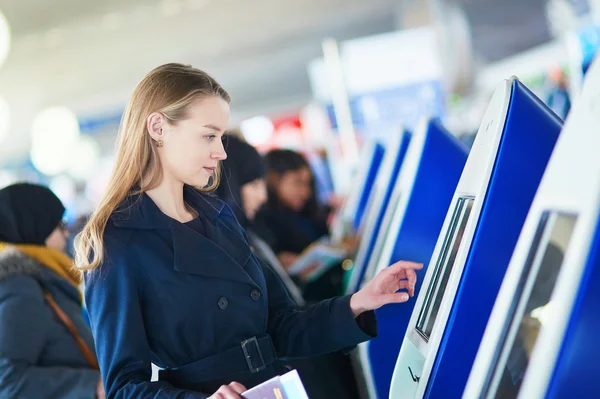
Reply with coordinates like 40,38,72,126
388,260,423,274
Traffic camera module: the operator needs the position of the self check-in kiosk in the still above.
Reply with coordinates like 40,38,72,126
346,129,411,294
463,60,600,399
354,118,467,399
388,77,563,399
331,141,385,243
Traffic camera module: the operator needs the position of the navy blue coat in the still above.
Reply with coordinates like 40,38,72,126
85,187,376,398
0,249,99,398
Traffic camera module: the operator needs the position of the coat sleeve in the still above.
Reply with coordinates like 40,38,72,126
259,259,378,359
84,242,208,399
0,275,100,399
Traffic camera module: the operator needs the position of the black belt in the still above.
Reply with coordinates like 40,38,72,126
158,335,277,386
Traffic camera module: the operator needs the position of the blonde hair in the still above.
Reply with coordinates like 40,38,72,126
74,63,230,272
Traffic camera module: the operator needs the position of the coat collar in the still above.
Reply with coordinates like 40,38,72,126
111,186,225,230
111,186,255,286
170,221,255,286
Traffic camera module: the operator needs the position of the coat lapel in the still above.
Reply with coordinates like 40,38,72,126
171,220,255,286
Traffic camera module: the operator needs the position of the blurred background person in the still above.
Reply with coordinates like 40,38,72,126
546,67,572,119
216,134,306,306
0,183,103,399
216,135,362,399
257,149,330,262
256,149,346,301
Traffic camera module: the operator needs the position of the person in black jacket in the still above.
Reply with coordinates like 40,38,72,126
216,135,364,399
76,63,423,399
216,134,304,305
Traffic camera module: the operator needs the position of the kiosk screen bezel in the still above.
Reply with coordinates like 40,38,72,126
483,212,577,398
415,196,475,341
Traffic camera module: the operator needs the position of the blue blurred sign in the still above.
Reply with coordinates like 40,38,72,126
325,80,445,136
78,111,123,135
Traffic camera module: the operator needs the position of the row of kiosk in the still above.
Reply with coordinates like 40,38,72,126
334,58,600,398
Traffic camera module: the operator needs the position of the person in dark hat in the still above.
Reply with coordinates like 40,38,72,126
216,137,362,399
0,183,104,399
216,135,305,305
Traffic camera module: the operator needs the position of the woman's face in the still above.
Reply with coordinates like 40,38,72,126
45,223,68,252
274,166,313,212
156,96,230,188
241,178,268,221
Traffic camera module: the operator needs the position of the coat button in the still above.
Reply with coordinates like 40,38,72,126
250,289,261,301
217,297,228,310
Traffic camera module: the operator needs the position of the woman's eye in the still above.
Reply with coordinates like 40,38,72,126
205,135,217,141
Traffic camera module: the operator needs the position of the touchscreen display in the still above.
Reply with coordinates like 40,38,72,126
416,196,475,341
487,213,577,398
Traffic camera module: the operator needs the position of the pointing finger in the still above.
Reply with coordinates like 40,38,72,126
388,261,423,276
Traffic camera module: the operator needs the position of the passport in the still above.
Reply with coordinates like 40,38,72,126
241,370,309,399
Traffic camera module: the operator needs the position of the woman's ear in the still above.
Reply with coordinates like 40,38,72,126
147,112,165,143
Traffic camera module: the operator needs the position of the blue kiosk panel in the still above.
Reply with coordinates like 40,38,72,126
425,81,562,398
368,119,467,399
354,143,386,231
348,132,411,294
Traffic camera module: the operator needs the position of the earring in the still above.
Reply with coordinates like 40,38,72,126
155,140,163,148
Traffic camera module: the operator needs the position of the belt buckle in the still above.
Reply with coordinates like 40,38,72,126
241,336,266,373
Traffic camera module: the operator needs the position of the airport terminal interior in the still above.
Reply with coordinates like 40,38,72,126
0,0,599,398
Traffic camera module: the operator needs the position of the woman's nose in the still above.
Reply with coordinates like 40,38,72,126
212,140,228,160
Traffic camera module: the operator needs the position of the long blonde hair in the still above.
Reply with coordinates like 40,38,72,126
74,63,230,272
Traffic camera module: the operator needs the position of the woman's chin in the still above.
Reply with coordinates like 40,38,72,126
186,175,211,188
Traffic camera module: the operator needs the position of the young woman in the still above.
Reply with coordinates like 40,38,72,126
76,63,422,399
0,183,103,399
257,149,350,300
256,149,330,267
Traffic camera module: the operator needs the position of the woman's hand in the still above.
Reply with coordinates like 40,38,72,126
298,262,319,281
208,382,247,399
350,260,423,317
278,252,299,270
340,234,360,252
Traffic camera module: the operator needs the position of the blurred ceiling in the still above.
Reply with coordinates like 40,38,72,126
0,0,552,162
456,0,552,62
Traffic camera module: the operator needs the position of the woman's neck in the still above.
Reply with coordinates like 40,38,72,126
144,176,197,223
